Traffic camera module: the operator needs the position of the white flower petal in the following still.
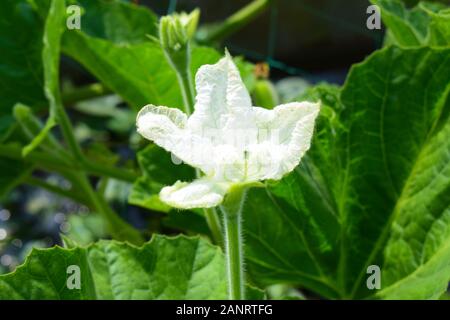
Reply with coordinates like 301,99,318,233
136,52,320,210
137,104,188,129
136,105,185,150
187,52,254,135
210,144,246,182
160,178,229,209
137,104,214,175
251,101,320,180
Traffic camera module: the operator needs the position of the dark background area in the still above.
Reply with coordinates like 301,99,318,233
146,0,385,83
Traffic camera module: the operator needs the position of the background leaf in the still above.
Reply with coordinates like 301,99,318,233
71,0,158,44
23,0,66,155
62,30,223,110
373,0,450,47
0,0,47,136
59,1,255,111
0,235,228,299
244,46,450,299
244,84,343,299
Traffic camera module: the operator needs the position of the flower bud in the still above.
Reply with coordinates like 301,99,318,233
159,16,187,52
159,9,200,52
159,9,200,73
177,9,200,39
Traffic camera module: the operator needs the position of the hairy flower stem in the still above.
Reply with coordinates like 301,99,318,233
176,66,195,115
220,187,246,300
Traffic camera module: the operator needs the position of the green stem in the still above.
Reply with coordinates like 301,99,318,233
0,144,72,172
36,83,111,109
82,159,138,183
14,103,73,164
55,101,85,162
198,0,271,44
220,187,247,300
12,104,137,183
175,69,195,114
203,207,223,246
62,83,111,106
164,42,195,115
0,144,137,183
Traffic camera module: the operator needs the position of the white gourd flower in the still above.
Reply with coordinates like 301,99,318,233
136,52,320,209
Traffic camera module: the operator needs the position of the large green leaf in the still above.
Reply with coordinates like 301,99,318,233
244,46,450,299
341,46,449,299
62,31,221,109
425,6,450,45
0,0,158,138
29,0,215,111
32,0,158,42
71,0,158,43
59,1,255,111
0,0,60,195
22,0,66,155
373,0,450,47
0,0,47,136
59,0,180,109
0,235,229,299
58,0,223,110
244,84,344,299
